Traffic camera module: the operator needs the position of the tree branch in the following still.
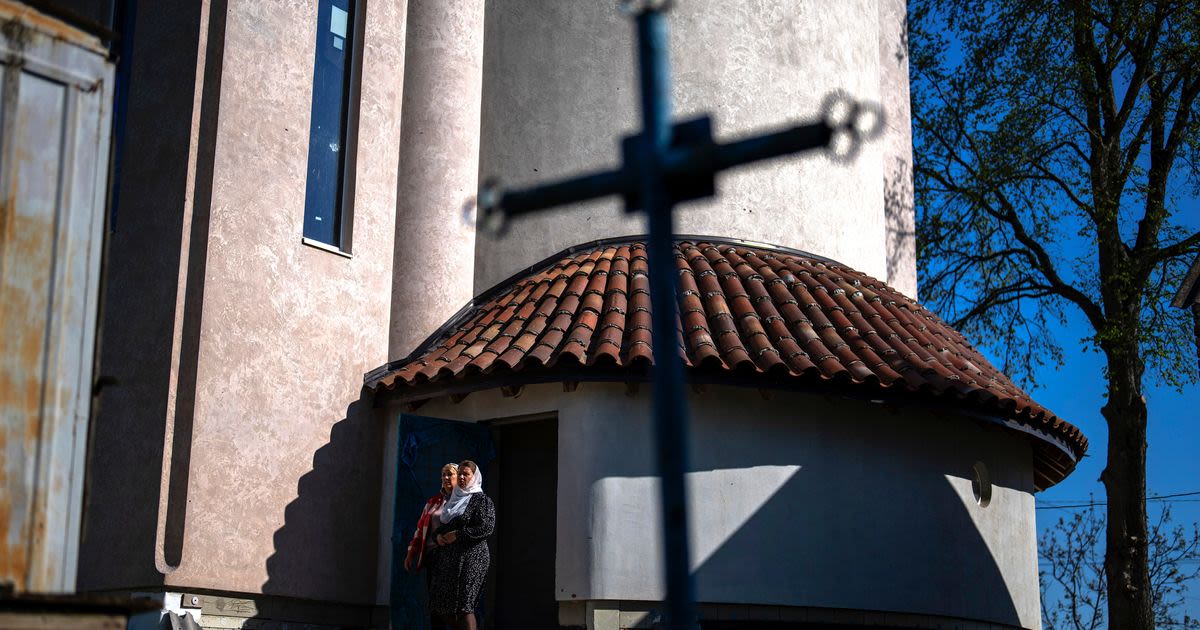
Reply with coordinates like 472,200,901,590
1110,2,1163,136
1133,75,1200,269
1117,74,1182,187
1069,1,1111,143
951,286,1057,329
919,144,1108,331
1152,230,1200,265
1026,164,1093,214
1160,75,1200,165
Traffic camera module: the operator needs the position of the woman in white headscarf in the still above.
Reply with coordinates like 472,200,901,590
429,460,495,630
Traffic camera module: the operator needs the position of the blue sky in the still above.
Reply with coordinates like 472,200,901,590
1015,136,1200,621
1027,307,1200,614
988,206,1200,618
1028,306,1200,617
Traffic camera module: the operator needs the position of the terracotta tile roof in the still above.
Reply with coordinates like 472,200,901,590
368,237,1086,489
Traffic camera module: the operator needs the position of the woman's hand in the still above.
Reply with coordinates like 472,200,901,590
441,531,458,544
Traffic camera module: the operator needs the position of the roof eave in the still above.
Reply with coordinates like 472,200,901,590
372,371,1081,490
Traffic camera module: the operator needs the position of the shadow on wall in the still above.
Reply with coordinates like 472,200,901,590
883,5,915,298
589,398,1024,627
259,396,385,613
689,468,1023,627
686,408,1022,626
78,0,227,592
884,156,915,298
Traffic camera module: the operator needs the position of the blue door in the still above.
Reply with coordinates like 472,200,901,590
390,414,495,629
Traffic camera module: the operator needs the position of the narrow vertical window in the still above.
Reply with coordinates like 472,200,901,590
303,0,359,249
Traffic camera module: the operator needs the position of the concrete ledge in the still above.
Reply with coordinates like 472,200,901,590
569,600,1029,630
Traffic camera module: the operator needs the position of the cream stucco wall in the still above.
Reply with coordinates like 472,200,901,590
83,0,406,607
388,0,484,361
160,0,405,601
475,0,917,297
386,383,1041,628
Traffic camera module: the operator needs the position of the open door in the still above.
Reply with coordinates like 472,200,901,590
487,416,559,629
390,414,495,630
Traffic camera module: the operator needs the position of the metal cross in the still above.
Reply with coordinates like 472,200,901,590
477,3,881,628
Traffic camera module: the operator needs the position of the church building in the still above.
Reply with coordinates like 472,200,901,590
19,1,1089,629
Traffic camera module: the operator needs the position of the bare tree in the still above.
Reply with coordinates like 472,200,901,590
909,2,1200,627
1040,503,1200,629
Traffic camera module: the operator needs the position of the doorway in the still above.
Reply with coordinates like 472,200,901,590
391,414,496,630
486,415,559,629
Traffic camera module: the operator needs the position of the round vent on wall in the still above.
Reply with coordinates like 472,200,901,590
971,461,992,507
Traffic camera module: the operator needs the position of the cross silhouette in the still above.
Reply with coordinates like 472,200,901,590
477,3,882,628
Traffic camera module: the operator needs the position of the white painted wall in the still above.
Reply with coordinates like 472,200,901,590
385,383,1040,628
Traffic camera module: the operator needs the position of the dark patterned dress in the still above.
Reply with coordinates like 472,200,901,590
429,493,495,615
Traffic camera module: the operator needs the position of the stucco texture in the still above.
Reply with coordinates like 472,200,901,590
399,383,1040,628
475,0,915,296
388,0,484,360
878,0,917,298
142,0,405,603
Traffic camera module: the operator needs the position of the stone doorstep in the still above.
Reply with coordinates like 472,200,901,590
116,592,387,629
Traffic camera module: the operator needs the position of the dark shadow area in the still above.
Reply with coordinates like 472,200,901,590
487,417,559,630
161,0,227,571
21,0,117,36
702,623,905,629
261,396,386,612
79,0,223,592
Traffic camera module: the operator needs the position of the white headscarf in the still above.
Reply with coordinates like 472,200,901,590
440,466,482,523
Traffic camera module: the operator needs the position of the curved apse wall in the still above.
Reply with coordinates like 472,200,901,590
555,385,1038,627
475,0,916,297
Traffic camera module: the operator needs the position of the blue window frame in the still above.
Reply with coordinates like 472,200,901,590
303,0,360,249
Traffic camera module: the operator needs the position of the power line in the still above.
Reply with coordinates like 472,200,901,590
1040,491,1200,504
1036,490,1200,510
1145,491,1200,500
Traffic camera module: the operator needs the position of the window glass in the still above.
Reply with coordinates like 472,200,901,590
303,0,356,247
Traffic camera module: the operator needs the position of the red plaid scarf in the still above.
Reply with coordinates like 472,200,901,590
404,494,445,573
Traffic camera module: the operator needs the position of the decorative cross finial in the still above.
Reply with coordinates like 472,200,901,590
476,5,882,629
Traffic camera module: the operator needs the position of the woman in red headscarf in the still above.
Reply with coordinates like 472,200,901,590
405,462,459,629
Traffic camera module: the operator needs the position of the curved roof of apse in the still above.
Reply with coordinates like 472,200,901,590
367,236,1086,489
